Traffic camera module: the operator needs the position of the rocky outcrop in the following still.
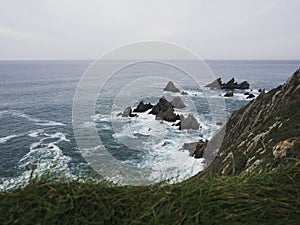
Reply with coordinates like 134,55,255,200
182,140,208,158
163,81,180,92
133,101,153,112
207,68,300,175
180,114,200,130
149,97,179,122
171,96,186,109
205,78,222,89
205,78,250,90
121,107,137,117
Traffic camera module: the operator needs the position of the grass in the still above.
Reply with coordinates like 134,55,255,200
0,159,299,225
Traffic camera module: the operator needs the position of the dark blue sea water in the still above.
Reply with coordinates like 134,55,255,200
0,60,299,188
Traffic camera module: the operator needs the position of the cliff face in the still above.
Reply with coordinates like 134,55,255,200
208,68,300,175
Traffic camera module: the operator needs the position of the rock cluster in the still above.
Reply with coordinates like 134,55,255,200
133,101,153,112
118,80,206,159
206,78,249,90
149,97,180,122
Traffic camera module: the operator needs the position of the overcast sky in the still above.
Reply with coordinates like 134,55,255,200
1,0,299,60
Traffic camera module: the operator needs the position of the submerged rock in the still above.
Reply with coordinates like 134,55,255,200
180,114,200,130
133,101,153,112
171,96,186,109
163,81,180,92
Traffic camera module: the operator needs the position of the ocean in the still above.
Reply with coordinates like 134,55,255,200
0,60,299,188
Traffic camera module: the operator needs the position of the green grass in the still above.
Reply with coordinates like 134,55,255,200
0,159,299,225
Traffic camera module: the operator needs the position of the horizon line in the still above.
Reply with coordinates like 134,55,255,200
0,58,300,61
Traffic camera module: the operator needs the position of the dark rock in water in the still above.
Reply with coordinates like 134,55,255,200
194,140,209,158
156,107,178,122
205,78,222,89
163,81,180,92
236,81,250,89
122,106,137,117
216,122,223,126
181,91,188,95
224,78,236,89
180,114,200,130
246,93,255,99
117,112,122,117
224,91,233,97
149,97,179,122
182,140,208,158
244,92,250,95
182,142,200,156
149,98,172,114
258,88,262,93
122,107,132,117
171,96,186,109
206,78,250,90
133,101,153,112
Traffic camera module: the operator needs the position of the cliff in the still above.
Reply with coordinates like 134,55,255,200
207,68,300,175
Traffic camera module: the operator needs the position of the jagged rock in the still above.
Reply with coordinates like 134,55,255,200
206,78,250,90
149,97,179,122
194,140,209,158
163,81,180,92
205,78,222,89
171,96,186,109
224,78,236,89
181,91,188,95
156,107,178,122
246,93,255,99
244,92,250,95
182,142,200,156
180,114,200,130
236,81,250,89
122,106,137,117
182,140,208,158
133,101,153,112
224,91,233,97
116,112,122,117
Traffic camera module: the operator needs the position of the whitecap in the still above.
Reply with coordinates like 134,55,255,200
0,134,19,144
0,110,65,126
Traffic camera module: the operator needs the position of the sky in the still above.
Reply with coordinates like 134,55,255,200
0,0,300,60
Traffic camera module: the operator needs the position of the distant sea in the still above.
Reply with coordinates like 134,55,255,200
0,60,299,188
